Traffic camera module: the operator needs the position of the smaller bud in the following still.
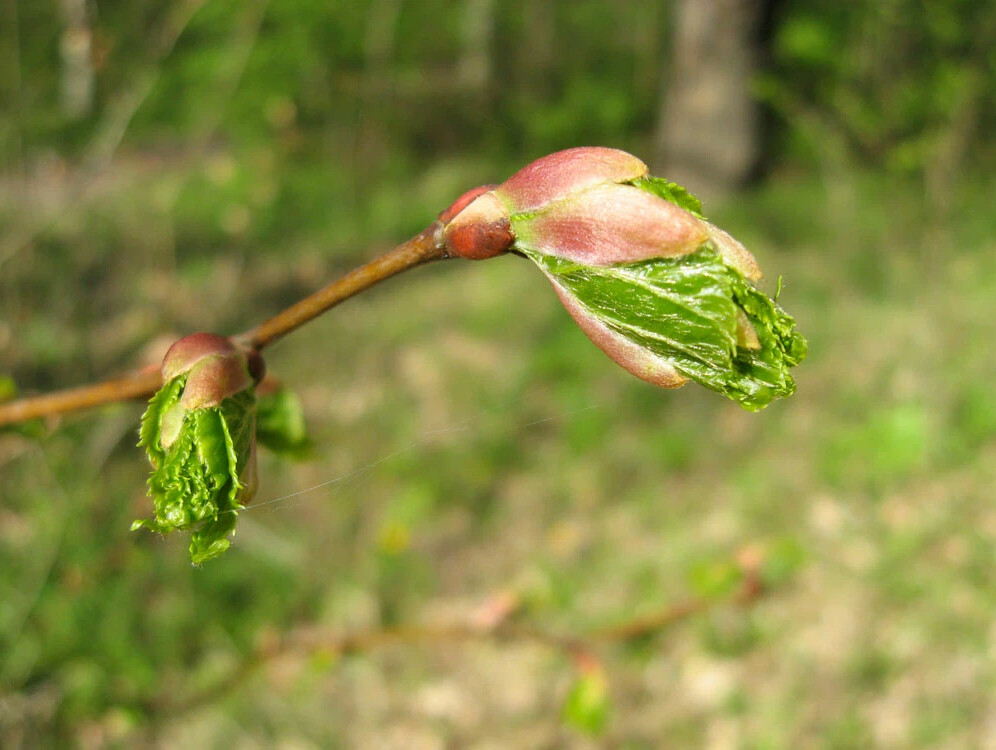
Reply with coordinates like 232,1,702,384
161,332,239,381
161,333,260,409
134,332,261,564
442,191,514,260
181,356,253,410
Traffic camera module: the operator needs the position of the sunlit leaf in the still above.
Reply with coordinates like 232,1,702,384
134,378,256,564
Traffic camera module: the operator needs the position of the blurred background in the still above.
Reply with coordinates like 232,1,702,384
2,1,996,747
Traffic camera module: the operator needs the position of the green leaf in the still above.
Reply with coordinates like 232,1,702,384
525,244,807,410
135,379,256,564
0,376,16,403
256,387,310,457
761,537,807,586
687,559,743,599
630,176,706,219
138,375,185,465
0,377,48,439
562,668,610,736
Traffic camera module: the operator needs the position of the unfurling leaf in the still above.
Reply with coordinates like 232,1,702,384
524,245,806,410
134,334,259,564
439,147,807,410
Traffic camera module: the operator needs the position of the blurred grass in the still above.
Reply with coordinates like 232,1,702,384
3,155,996,748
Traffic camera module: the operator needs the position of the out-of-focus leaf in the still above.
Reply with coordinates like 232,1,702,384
562,667,610,736
687,559,743,599
761,537,807,586
256,387,310,457
0,376,16,402
0,378,49,439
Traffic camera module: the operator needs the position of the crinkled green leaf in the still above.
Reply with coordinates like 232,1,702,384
138,375,185,465
135,381,256,564
525,244,807,410
256,387,310,457
630,175,706,219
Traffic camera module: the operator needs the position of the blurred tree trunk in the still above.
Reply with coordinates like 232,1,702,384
656,0,765,197
59,0,94,120
458,0,495,91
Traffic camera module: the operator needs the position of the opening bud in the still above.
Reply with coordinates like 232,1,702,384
134,332,261,563
440,147,807,409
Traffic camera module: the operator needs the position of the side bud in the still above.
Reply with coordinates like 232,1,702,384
134,332,261,564
442,190,514,260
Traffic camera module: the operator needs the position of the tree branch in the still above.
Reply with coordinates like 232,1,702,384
0,221,448,427
160,567,765,718
242,220,446,350
0,366,161,427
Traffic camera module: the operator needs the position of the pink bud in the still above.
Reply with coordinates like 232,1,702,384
162,333,239,381
494,147,648,213
438,147,762,275
161,333,257,408
515,182,709,265
180,356,254,409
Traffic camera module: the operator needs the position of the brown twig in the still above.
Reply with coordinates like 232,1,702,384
0,222,448,427
161,570,765,717
0,365,162,427
241,220,446,350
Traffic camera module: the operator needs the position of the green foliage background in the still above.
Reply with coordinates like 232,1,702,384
2,1,996,747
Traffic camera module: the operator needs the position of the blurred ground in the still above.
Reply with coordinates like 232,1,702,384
3,2,996,748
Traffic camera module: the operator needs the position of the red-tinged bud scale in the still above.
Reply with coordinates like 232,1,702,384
161,333,260,409
162,333,239,381
438,184,497,223
514,182,709,265
438,146,720,266
180,356,253,410
494,146,648,213
443,191,514,260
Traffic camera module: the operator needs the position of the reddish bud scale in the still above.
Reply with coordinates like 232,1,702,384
514,182,709,266
161,332,259,409
442,191,514,260
439,145,762,275
162,333,238,381
180,356,253,409
494,146,648,214
438,184,497,224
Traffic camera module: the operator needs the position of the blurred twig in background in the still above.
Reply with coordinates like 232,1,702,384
159,554,766,722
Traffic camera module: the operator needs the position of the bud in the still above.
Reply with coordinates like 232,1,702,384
134,333,260,563
440,147,807,410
